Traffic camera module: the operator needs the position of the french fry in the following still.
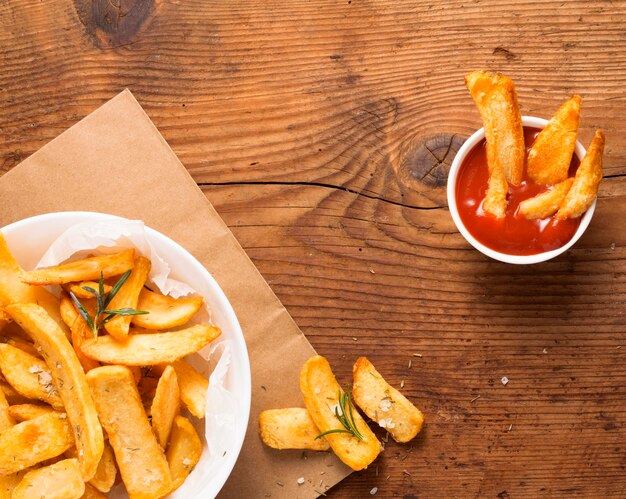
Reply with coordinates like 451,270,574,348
133,289,203,330
0,308,10,332
21,248,135,286
105,256,151,341
0,344,64,409
0,386,14,431
0,468,29,497
80,324,221,366
527,95,581,185
88,441,117,493
258,408,330,451
1,335,40,358
300,355,381,471
5,303,104,481
557,130,605,219
0,412,73,474
8,403,57,422
71,317,100,373
151,365,180,449
482,161,508,219
64,281,112,300
60,291,80,329
165,416,202,494
86,366,172,499
12,458,85,499
81,483,108,499
465,70,525,187
0,234,68,335
172,360,208,419
352,357,425,443
519,178,574,220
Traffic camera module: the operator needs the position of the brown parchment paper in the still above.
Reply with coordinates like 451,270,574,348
0,90,351,498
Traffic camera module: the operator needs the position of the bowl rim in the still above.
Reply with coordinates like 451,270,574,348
0,211,251,498
446,116,595,265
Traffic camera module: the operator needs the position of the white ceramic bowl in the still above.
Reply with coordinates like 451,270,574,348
447,116,595,264
1,211,251,498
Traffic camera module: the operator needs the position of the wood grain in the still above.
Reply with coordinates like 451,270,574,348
1,0,626,497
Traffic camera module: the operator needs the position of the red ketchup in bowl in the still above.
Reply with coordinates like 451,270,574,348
455,127,581,256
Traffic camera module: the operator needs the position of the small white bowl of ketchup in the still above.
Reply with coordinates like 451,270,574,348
447,116,595,264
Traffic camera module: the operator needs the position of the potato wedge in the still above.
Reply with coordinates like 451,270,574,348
519,178,574,220
482,160,508,219
0,412,73,474
12,458,85,499
0,343,64,409
8,403,56,422
70,317,100,373
21,248,135,286
465,70,525,187
82,483,108,499
0,385,14,431
86,366,172,499
0,234,68,335
64,281,112,300
300,355,381,471
105,256,151,341
89,441,116,493
165,415,202,494
527,95,581,185
557,130,605,219
2,336,40,358
352,357,424,443
60,291,80,329
151,365,180,449
5,303,104,481
133,289,203,330
172,360,208,419
259,408,330,451
80,324,221,366
0,309,10,332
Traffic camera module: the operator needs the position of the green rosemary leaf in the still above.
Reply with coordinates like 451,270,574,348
98,271,105,311
69,292,96,336
103,308,149,316
103,269,132,309
314,428,352,439
80,286,99,298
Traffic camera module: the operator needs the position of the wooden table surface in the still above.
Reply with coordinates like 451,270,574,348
2,1,626,497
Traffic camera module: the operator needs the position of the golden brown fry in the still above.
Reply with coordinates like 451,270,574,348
105,256,151,341
80,324,221,366
2,336,40,358
60,291,80,329
12,458,85,499
64,281,113,300
352,357,424,443
0,385,14,431
557,130,605,219
81,483,108,499
0,234,68,335
86,366,172,499
21,248,135,286
465,70,525,187
133,289,203,330
165,416,202,494
527,95,581,185
259,408,330,451
5,303,104,481
300,355,381,471
482,161,508,219
0,412,73,474
519,178,574,220
151,365,180,449
8,403,57,422
88,441,116,493
0,343,64,409
70,317,100,373
171,360,208,419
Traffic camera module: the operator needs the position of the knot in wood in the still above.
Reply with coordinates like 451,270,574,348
74,0,155,49
398,133,464,189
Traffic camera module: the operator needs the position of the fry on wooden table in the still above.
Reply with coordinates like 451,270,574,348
259,407,330,451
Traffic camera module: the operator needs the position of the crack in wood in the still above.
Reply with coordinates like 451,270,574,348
198,180,446,210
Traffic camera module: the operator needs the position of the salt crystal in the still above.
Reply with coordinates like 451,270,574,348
297,477,305,485
378,418,395,429
370,487,378,495
379,399,392,412
501,377,509,386
314,388,321,394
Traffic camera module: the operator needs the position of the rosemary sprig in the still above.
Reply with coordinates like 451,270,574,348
69,271,148,339
315,390,364,441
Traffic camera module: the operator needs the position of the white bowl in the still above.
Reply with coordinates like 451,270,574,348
447,116,595,264
0,211,251,498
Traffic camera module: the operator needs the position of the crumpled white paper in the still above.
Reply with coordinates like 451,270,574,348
37,220,234,498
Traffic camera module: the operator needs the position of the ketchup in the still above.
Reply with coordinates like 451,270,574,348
455,127,581,256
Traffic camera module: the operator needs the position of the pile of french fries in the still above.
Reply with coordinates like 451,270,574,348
0,234,220,498
259,355,424,471
465,70,605,220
